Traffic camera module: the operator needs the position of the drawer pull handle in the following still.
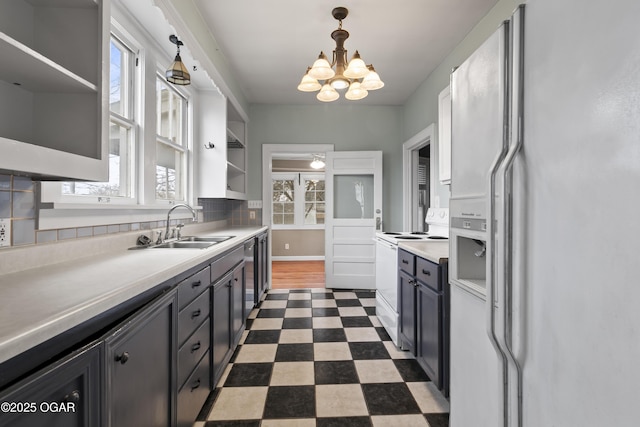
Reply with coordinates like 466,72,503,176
191,309,201,319
64,390,80,403
191,341,201,353
402,259,409,264
192,280,202,289
115,352,130,364
191,379,201,391
422,269,431,276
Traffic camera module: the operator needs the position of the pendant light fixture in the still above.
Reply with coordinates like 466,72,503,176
166,35,191,86
310,155,326,169
297,7,384,102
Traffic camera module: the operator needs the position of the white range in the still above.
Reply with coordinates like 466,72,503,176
374,207,449,347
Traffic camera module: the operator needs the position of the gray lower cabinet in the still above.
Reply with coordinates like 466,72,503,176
211,270,232,385
397,248,449,394
256,232,268,303
104,290,177,427
0,342,102,427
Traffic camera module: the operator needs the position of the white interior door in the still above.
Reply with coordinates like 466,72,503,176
325,151,382,289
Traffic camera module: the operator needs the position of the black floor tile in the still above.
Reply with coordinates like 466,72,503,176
290,289,311,293
375,326,392,341
314,360,359,384
364,306,376,315
336,299,363,307
355,291,376,298
274,343,315,361
228,345,242,363
282,317,313,329
205,420,261,427
286,299,312,308
425,413,450,427
256,308,286,318
311,293,335,300
341,316,374,328
348,342,391,360
313,328,347,342
393,359,431,382
361,383,422,415
317,416,372,427
312,307,340,317
243,330,281,344
265,293,289,300
223,363,273,387
263,385,316,418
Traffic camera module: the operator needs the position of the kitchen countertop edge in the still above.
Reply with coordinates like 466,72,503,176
0,226,267,364
398,240,450,264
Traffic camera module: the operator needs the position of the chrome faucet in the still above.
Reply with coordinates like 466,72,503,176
165,204,197,242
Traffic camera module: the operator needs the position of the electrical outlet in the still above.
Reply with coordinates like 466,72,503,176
285,243,290,250
249,211,256,220
0,218,11,247
248,200,263,209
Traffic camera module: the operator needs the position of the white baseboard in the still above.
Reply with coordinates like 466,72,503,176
272,256,325,261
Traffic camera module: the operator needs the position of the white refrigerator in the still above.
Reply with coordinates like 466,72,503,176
448,1,640,426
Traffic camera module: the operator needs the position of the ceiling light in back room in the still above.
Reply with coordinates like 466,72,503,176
297,7,384,102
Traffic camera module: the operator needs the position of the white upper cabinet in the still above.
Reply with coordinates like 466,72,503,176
0,0,109,180
196,92,247,200
438,85,452,185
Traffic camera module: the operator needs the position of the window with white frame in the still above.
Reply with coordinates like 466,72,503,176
272,173,325,227
62,34,136,200
156,78,187,201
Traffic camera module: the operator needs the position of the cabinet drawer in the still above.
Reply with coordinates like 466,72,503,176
178,319,210,389
211,246,244,281
398,249,415,275
178,289,210,347
416,257,440,291
177,351,210,427
177,266,210,310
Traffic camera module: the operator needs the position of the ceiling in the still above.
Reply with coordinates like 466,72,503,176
191,0,499,106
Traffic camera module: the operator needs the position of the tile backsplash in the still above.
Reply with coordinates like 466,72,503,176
0,174,263,248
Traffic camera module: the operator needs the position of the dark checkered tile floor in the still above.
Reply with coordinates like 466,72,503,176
195,289,449,427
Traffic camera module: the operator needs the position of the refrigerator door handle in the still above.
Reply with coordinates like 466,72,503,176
496,6,526,427
485,18,511,427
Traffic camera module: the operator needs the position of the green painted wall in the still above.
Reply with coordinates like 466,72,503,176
244,0,522,231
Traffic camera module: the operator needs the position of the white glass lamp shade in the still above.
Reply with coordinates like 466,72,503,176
345,81,368,100
330,76,350,90
298,72,322,92
310,157,325,169
317,83,339,102
343,51,369,79
361,68,384,90
308,53,335,80
166,53,191,85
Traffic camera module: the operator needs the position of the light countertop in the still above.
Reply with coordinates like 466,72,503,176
398,240,449,264
0,226,267,364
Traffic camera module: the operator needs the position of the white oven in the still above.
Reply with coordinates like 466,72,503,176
374,208,449,347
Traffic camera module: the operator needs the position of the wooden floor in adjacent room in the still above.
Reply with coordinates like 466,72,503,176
271,260,325,289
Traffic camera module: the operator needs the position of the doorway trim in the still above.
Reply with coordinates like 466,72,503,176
262,144,335,287
402,124,435,230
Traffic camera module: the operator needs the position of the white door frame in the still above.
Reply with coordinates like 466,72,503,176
261,144,335,286
402,124,435,231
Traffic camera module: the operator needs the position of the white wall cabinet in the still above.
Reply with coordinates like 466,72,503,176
438,85,452,185
0,0,109,181
196,92,246,199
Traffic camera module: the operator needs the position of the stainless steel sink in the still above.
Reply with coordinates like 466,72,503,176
179,236,234,243
152,241,216,249
150,235,234,249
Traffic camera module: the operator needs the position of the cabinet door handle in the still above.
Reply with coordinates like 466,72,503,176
192,280,202,289
115,352,130,364
191,379,201,391
64,390,80,403
191,341,201,353
402,259,409,264
191,309,201,319
422,269,431,276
